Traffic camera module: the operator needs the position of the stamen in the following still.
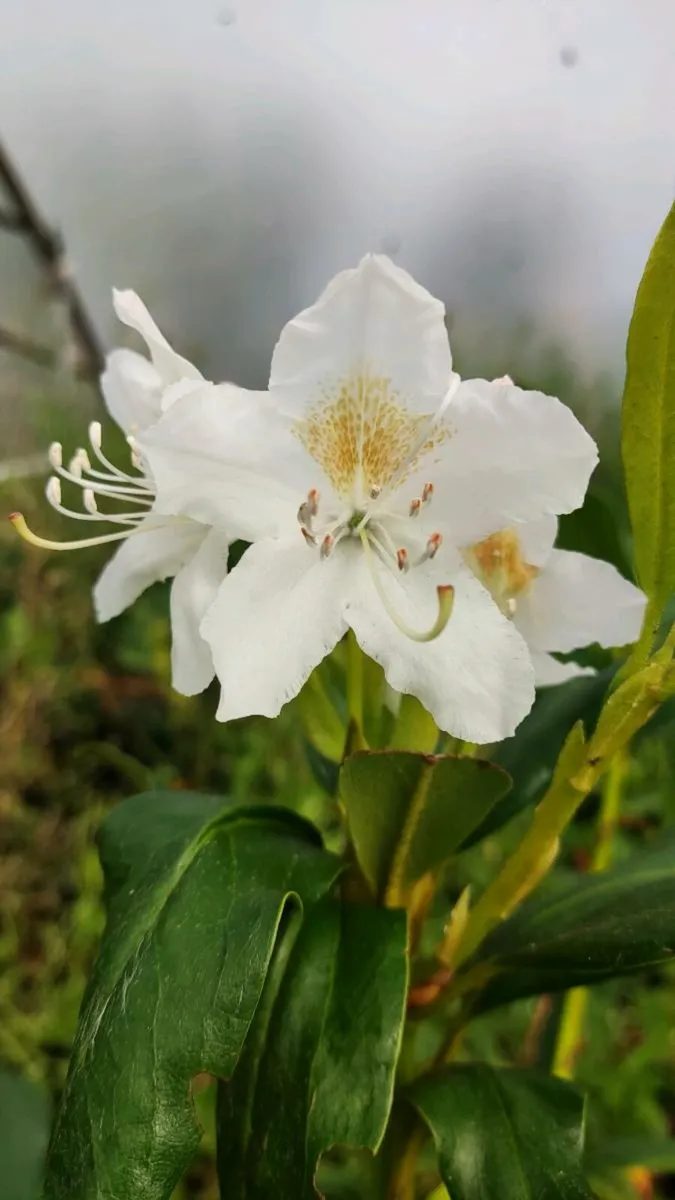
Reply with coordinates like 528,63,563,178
426,532,442,559
396,547,409,572
409,498,421,518
300,526,317,546
48,442,63,470
360,532,454,643
369,485,381,500
9,512,144,551
83,489,98,515
46,476,61,506
422,482,434,503
298,488,320,530
506,597,517,616
320,533,334,559
90,423,142,483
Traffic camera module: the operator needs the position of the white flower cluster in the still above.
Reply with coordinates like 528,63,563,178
17,257,646,743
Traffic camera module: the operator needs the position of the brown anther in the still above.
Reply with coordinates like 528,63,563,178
307,488,320,516
300,526,316,546
396,547,409,572
422,482,434,503
427,532,442,558
409,498,422,518
369,485,381,500
320,534,334,559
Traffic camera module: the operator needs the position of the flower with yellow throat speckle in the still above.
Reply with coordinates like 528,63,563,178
465,516,646,685
140,255,598,742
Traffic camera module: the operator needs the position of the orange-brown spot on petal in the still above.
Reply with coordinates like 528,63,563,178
467,529,539,616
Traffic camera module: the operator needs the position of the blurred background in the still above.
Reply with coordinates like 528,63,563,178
1,2,675,1198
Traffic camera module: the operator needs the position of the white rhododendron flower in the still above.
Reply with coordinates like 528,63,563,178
12,290,231,696
141,254,599,741
465,516,647,685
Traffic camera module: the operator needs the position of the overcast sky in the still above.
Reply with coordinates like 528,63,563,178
0,0,674,393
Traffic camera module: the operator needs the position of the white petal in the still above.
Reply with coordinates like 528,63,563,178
407,379,598,545
515,516,559,568
170,528,230,696
516,550,647,653
93,519,204,622
345,549,535,743
112,289,203,387
269,253,454,419
531,651,596,687
139,384,311,540
201,537,348,721
100,348,163,434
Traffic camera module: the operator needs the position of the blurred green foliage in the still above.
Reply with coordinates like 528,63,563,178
2,372,675,1200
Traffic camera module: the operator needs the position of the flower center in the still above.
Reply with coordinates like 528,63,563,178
464,529,539,617
293,370,450,504
296,482,453,642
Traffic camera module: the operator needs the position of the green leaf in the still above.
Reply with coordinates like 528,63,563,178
588,1136,675,1173
44,791,340,1200
389,694,439,754
0,1070,50,1200
622,202,675,614
339,752,511,900
466,832,675,1011
409,1065,592,1200
217,901,408,1198
557,490,632,580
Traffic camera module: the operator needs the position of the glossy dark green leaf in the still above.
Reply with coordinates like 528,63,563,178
409,1065,592,1200
467,833,675,1011
622,202,675,613
45,792,340,1200
468,665,615,847
557,490,632,579
340,751,511,899
0,1070,50,1200
217,901,408,1198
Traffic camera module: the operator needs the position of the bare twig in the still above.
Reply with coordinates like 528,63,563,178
0,322,57,369
0,137,104,378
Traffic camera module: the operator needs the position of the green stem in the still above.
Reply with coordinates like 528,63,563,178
553,749,627,1078
347,629,364,731
453,659,662,971
617,592,661,682
387,1123,428,1200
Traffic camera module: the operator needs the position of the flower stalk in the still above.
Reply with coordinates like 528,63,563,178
450,653,674,974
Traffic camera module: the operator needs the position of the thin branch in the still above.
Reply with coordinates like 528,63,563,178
0,209,28,232
0,322,56,369
0,137,105,378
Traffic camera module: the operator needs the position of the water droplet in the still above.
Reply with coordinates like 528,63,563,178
559,46,579,68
